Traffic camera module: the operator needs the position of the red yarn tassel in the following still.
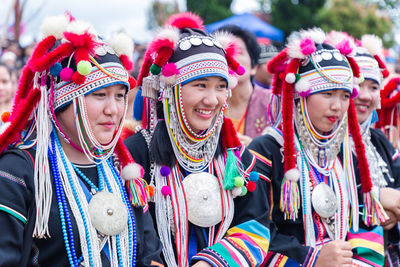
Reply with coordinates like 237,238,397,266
11,66,35,113
137,50,153,86
346,56,360,78
165,12,204,30
348,99,372,193
374,55,389,78
221,117,241,150
267,49,288,74
28,41,74,72
153,47,174,68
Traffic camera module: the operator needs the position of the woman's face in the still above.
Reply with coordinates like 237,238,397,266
0,66,13,106
181,76,228,133
306,89,351,134
233,36,256,86
57,84,127,146
354,79,380,124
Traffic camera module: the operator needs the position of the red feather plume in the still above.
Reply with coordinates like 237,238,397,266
165,12,204,30
221,117,241,149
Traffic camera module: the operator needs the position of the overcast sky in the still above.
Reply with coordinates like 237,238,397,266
1,0,260,46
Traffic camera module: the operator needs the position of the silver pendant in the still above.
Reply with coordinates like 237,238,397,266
88,191,128,236
311,183,337,218
182,172,222,227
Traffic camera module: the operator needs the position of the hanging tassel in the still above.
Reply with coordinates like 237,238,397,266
279,168,300,221
223,149,241,190
126,178,150,207
363,190,389,226
141,75,159,100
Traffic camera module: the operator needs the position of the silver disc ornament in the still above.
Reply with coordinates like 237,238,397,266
311,183,337,218
182,172,222,227
88,191,128,236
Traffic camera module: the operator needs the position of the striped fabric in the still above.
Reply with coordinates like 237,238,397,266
193,220,270,267
347,226,385,267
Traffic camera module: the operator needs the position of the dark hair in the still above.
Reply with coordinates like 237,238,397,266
215,25,260,68
150,101,224,167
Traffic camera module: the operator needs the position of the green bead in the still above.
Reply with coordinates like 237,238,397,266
234,176,244,187
150,64,161,75
295,73,301,83
77,60,92,75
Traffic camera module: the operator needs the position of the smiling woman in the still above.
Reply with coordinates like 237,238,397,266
125,12,272,267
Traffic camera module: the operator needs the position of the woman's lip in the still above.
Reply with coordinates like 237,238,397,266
100,122,115,129
327,116,338,123
195,109,214,119
356,104,369,113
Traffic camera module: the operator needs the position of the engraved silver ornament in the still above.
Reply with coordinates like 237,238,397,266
182,172,222,227
311,183,337,218
88,191,128,236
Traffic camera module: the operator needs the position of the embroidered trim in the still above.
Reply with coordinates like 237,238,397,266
0,204,27,224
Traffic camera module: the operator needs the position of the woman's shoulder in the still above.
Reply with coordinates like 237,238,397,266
249,127,283,153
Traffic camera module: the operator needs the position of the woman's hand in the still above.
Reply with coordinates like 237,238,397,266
381,210,398,230
315,240,353,267
379,187,400,220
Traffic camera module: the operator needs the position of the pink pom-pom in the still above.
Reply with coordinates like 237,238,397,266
336,39,352,55
300,38,316,56
60,67,73,82
161,63,179,77
161,185,171,196
285,73,296,84
160,166,171,177
351,88,359,98
128,76,137,89
298,89,311,97
236,65,245,75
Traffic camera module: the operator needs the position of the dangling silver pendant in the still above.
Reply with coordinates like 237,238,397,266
311,183,337,218
182,172,222,227
88,191,128,236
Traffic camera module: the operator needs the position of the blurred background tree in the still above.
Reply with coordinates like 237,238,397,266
147,0,180,30
317,0,394,47
187,0,233,24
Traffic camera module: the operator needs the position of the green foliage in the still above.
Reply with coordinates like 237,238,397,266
270,0,327,38
186,0,233,24
317,0,394,48
147,0,180,30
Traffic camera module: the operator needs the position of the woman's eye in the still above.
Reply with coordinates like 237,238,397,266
194,83,206,88
93,93,106,97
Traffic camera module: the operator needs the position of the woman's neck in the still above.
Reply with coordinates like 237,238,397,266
58,134,93,165
226,81,253,119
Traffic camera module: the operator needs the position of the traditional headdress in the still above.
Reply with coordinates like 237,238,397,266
267,28,387,228
375,77,400,147
0,13,147,249
134,12,259,266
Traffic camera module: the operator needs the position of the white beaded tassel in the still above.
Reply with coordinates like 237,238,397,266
33,73,53,238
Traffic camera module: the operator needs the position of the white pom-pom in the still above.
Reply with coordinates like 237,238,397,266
287,39,305,59
285,73,296,84
154,26,180,48
212,31,234,50
361,34,383,56
121,163,144,180
232,187,242,198
108,33,134,59
295,78,310,93
285,168,300,182
0,122,10,135
41,15,70,39
300,27,326,44
67,20,97,37
228,74,238,89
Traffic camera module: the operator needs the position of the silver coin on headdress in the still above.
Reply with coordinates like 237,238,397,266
88,191,128,236
182,172,222,227
311,183,337,218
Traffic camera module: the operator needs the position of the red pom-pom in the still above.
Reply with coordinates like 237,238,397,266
165,12,204,30
128,76,137,89
60,67,73,82
161,185,171,196
1,111,11,123
246,181,256,192
72,72,86,85
120,55,134,71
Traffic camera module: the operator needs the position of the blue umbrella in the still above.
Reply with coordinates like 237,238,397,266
205,12,284,43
